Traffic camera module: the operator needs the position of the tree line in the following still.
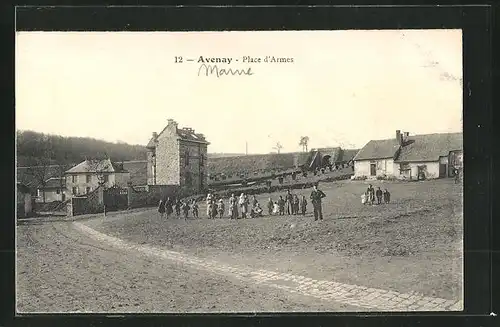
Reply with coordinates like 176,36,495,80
16,130,148,167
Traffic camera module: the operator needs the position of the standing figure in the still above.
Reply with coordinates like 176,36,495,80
278,196,285,215
367,184,375,205
174,198,181,217
157,199,165,219
181,201,189,220
376,187,383,205
310,184,326,221
192,200,199,218
267,197,274,216
293,194,300,215
206,193,213,218
229,193,238,219
217,199,225,219
285,190,294,215
383,189,391,204
165,197,173,218
300,195,308,216
239,193,249,218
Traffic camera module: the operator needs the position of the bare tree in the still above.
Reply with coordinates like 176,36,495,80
273,142,283,154
26,134,54,203
299,136,310,152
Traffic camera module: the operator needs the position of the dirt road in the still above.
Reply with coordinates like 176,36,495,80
16,221,358,313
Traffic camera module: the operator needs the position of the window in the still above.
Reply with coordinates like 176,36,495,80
72,187,78,195
72,175,78,183
56,189,60,194
103,175,109,183
185,172,192,187
37,189,41,197
200,154,204,166
86,175,91,183
86,187,91,194
185,151,190,166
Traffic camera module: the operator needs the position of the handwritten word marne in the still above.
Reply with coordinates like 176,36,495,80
198,64,254,78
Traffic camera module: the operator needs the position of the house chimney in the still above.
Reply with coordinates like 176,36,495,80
167,119,178,127
152,132,158,141
403,132,409,143
396,130,402,145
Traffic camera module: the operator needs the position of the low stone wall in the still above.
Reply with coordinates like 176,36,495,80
67,187,104,216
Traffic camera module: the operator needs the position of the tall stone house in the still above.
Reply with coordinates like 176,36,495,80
146,119,209,194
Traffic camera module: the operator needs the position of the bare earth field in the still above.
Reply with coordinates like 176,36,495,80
16,178,463,312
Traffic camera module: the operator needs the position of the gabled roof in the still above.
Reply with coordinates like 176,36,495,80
341,149,360,162
146,138,156,149
395,133,463,162
353,139,400,161
40,177,65,189
65,159,128,174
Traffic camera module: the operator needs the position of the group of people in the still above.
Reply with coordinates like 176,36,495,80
267,190,307,216
157,197,199,220
361,184,391,205
157,184,328,221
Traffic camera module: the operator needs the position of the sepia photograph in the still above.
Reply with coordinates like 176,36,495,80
16,29,463,313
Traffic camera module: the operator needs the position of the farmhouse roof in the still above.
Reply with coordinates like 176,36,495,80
39,177,65,189
395,133,463,162
341,149,360,162
353,139,401,161
65,159,129,174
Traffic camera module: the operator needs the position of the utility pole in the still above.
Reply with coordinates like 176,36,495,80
246,141,248,155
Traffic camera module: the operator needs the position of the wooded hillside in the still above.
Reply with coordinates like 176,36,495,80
16,130,148,167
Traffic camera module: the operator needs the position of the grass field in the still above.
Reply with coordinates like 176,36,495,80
87,178,463,301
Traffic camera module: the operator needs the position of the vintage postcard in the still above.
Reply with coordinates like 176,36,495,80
15,30,463,313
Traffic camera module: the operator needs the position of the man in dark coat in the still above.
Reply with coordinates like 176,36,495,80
376,187,383,205
310,184,326,221
285,190,294,215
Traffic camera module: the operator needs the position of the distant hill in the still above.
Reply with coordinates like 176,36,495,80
207,153,246,158
16,130,148,167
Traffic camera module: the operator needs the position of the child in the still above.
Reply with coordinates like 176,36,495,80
273,201,279,215
361,192,367,205
181,201,189,220
175,198,181,217
267,197,273,215
383,189,391,204
191,200,199,218
376,187,383,205
278,196,285,215
157,199,165,219
300,195,307,216
217,199,225,219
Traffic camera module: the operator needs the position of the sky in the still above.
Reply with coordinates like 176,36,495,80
15,30,463,154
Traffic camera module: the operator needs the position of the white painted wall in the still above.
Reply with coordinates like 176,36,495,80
354,159,395,177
